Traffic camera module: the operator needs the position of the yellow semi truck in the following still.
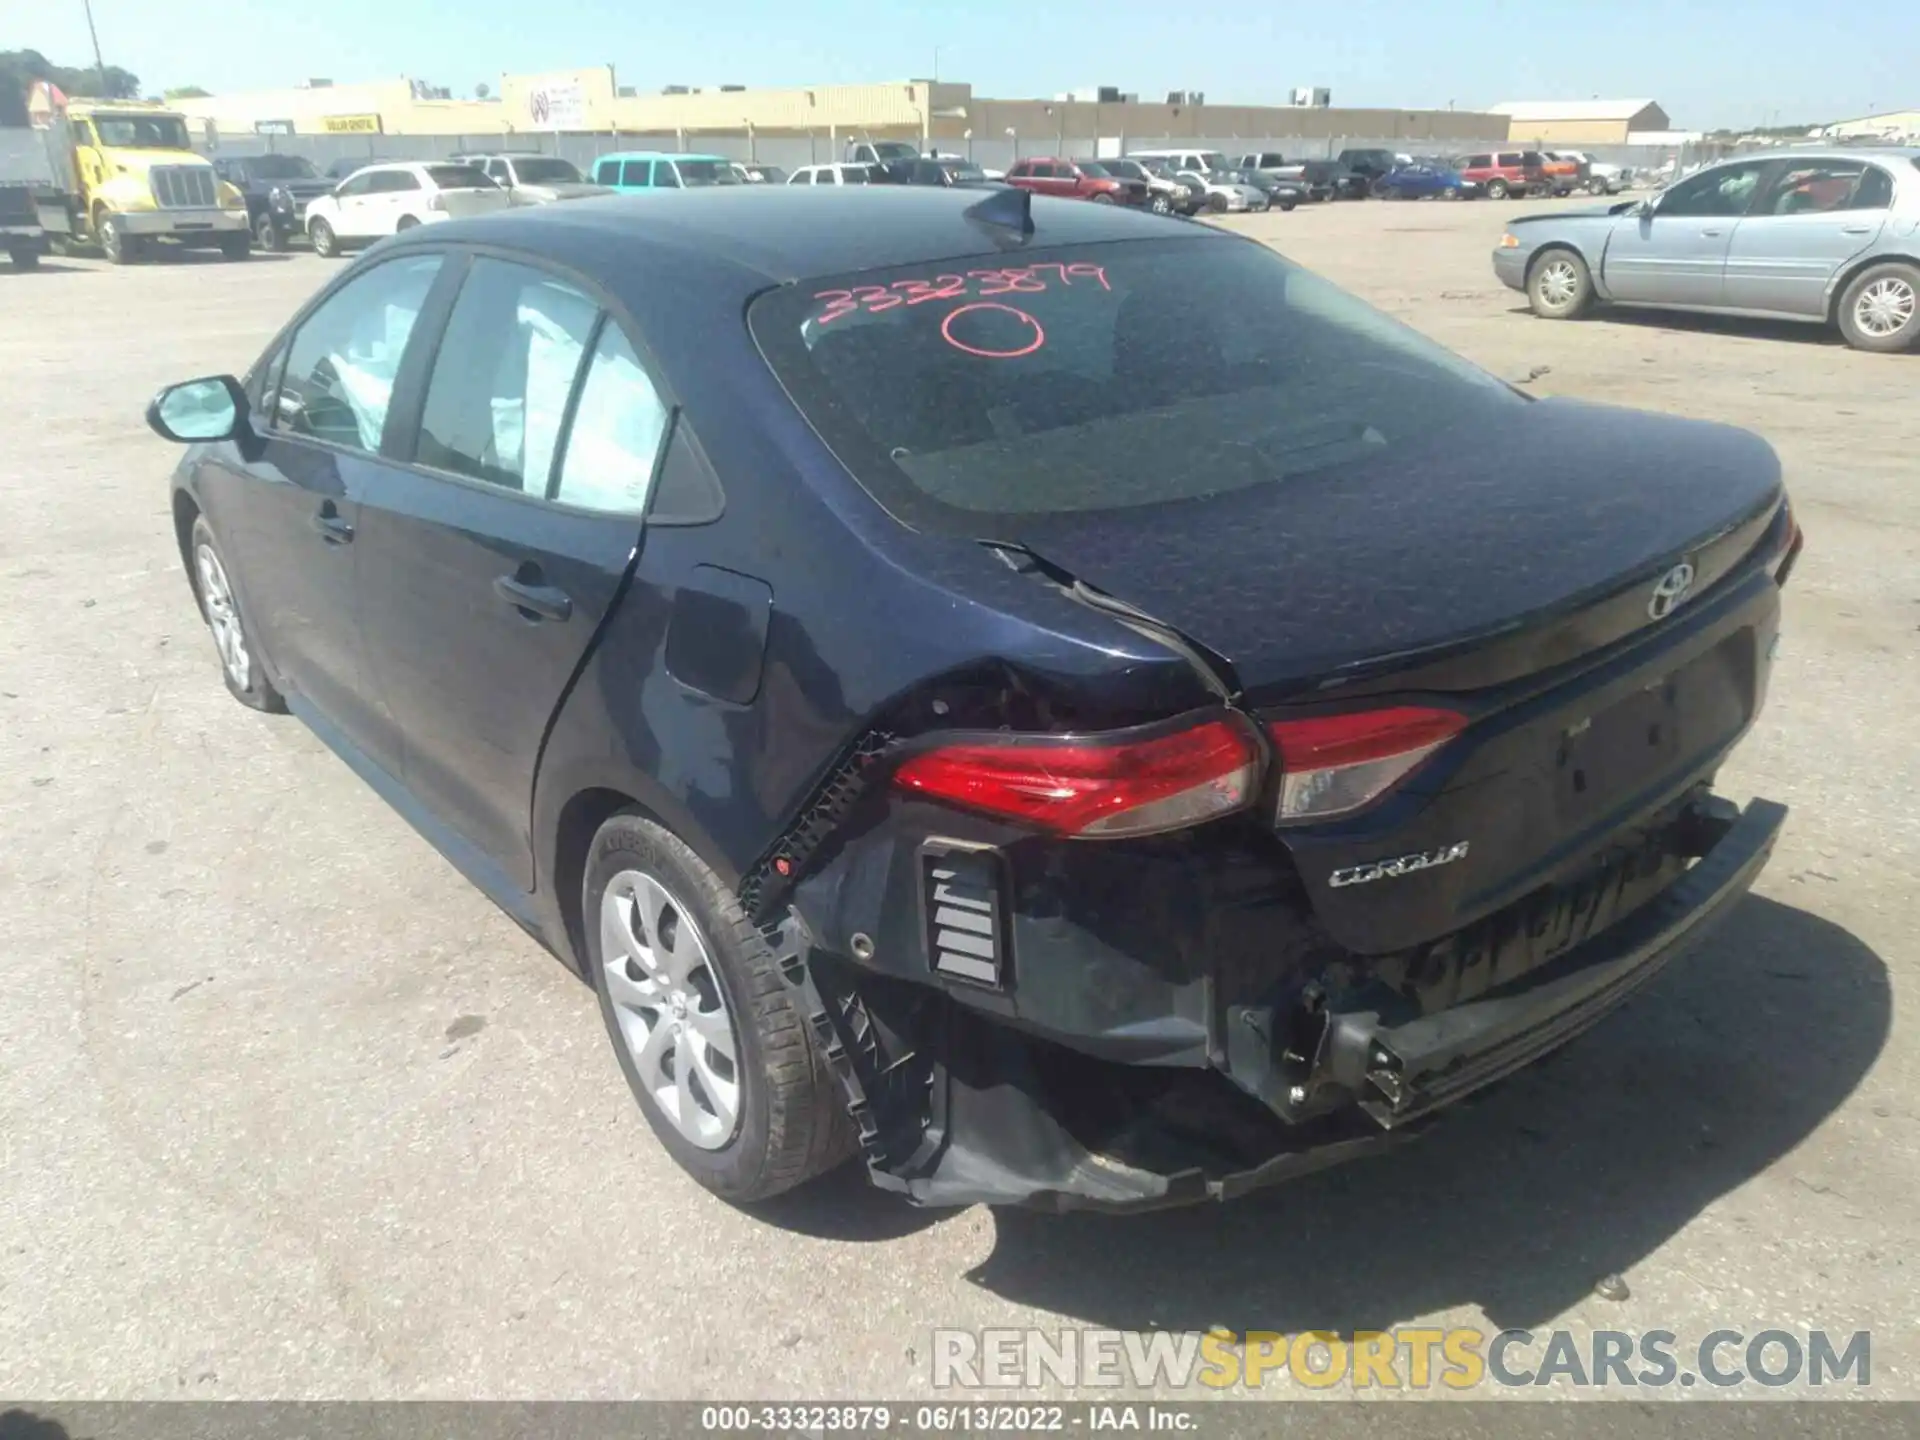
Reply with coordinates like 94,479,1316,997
37,97,251,263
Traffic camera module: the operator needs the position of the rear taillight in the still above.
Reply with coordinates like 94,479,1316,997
892,715,1261,838
1267,706,1466,823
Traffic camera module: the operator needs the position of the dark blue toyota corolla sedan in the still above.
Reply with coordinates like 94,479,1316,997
147,186,1802,1212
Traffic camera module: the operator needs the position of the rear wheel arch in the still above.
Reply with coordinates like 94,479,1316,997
539,771,742,978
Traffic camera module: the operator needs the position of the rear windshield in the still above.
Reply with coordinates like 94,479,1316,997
750,238,1520,533
427,164,495,189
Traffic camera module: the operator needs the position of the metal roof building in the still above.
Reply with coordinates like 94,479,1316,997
1490,99,1672,144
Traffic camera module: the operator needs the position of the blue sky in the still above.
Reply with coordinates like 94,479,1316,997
19,0,1917,128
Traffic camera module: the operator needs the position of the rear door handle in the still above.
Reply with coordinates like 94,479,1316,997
1700,228,1723,237
1841,225,1874,235
494,573,573,623
309,505,354,544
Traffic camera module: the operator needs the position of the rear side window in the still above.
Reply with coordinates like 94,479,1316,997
274,255,443,451
751,239,1518,532
413,258,599,492
553,325,671,513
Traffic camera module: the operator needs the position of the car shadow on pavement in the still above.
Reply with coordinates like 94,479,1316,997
1510,304,1850,348
965,894,1890,1334
750,1151,950,1242
0,1410,75,1440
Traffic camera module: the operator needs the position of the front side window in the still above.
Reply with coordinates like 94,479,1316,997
622,160,652,187
274,255,443,451
752,238,1518,533
1659,162,1767,218
841,166,871,185
91,114,191,149
654,163,682,189
595,158,619,185
553,325,671,513
674,159,738,187
375,171,422,193
413,258,599,493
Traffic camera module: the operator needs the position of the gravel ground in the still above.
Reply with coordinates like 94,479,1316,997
0,197,1913,1400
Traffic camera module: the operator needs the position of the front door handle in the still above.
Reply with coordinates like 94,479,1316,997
1700,228,1723,237
494,573,573,623
1841,225,1874,235
309,504,354,544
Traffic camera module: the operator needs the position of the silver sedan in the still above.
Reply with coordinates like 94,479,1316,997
1492,147,1920,351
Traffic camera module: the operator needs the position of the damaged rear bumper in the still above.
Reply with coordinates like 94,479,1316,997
788,796,1786,1213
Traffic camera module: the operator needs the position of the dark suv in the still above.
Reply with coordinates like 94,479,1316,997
1336,147,1401,196
212,154,338,251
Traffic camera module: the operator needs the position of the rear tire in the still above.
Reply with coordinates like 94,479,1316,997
219,233,250,261
309,217,340,258
189,516,286,713
1089,192,1115,205
1149,193,1172,216
1208,192,1228,213
395,214,421,229
1836,261,1920,353
586,813,855,1203
1527,248,1594,320
9,244,38,270
255,212,285,252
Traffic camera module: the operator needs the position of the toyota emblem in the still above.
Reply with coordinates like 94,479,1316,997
1648,561,1696,620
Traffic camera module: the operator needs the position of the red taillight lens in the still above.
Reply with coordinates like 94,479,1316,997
892,717,1261,838
1267,706,1466,822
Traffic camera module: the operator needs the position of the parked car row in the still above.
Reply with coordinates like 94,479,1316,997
173,134,1650,264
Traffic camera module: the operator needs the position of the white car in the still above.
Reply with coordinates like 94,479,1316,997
305,162,513,258
786,163,889,186
1176,167,1269,213
1550,150,1633,194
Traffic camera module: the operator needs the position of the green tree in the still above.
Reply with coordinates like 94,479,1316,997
0,48,141,104
163,85,210,100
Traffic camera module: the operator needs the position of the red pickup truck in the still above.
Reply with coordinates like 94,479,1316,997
1003,157,1149,206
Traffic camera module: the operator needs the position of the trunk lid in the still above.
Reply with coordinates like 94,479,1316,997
1005,397,1783,703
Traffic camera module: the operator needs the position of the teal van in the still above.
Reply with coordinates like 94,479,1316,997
590,152,741,192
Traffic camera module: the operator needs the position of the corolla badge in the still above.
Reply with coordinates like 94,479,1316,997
1328,841,1470,888
1647,562,1696,620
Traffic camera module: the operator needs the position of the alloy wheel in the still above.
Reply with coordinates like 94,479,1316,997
1854,277,1916,339
1537,258,1581,310
194,543,251,691
600,870,742,1150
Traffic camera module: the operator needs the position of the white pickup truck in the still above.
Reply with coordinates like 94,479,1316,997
1549,150,1633,195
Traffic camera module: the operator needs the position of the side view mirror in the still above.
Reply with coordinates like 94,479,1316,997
146,374,249,444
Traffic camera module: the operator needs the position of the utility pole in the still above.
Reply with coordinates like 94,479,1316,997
81,0,108,94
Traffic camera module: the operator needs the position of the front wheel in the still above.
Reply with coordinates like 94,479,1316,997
308,217,340,258
1485,179,1510,201
219,232,250,261
1149,193,1172,216
1208,192,1228,213
255,212,286,252
189,517,285,713
586,813,854,1202
98,212,138,264
395,214,422,230
1528,248,1594,320
1277,195,1297,212
1837,262,1920,353
9,244,38,270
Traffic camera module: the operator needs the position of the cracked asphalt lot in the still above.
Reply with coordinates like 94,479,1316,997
1,199,1914,1398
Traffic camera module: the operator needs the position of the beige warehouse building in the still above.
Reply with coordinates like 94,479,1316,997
1490,99,1673,145
169,66,1509,149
